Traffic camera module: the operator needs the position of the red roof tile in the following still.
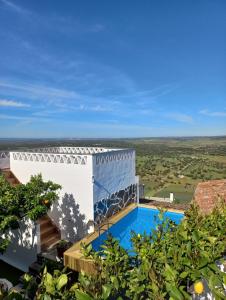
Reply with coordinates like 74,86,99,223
194,179,226,214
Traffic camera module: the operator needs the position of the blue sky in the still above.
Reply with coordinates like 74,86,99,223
0,0,225,138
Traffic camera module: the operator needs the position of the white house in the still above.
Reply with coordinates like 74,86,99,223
1,147,138,271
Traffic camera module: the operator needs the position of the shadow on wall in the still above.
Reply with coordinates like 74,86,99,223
0,156,10,169
1,219,38,272
51,193,93,243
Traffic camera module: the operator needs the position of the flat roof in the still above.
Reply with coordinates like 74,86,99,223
10,146,133,155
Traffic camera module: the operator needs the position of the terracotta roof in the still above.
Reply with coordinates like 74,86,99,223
194,179,226,214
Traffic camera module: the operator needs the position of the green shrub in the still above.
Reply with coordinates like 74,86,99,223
78,203,226,299
0,174,61,253
34,203,226,299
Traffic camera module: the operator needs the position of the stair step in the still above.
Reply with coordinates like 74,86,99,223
40,219,52,229
41,226,59,239
41,237,60,251
39,215,61,250
41,235,60,250
39,215,51,223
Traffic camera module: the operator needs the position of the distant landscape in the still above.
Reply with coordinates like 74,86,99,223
1,136,226,204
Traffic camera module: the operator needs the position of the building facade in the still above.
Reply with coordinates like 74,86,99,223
10,147,138,237
1,147,138,271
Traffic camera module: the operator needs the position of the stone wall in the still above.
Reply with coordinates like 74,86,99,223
94,184,137,224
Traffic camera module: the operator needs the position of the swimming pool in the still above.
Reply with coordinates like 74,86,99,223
92,207,184,252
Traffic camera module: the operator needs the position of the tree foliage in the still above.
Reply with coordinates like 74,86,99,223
0,174,61,253
32,203,226,300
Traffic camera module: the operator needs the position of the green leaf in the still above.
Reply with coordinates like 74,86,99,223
180,271,189,279
43,295,52,300
180,287,192,300
164,264,177,281
192,230,199,242
198,257,209,268
208,263,220,272
102,284,112,299
56,274,68,290
207,236,217,244
44,272,54,294
110,276,119,290
180,230,188,240
75,290,94,300
166,284,184,300
70,283,79,292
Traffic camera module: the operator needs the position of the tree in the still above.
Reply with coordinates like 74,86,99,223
0,174,61,253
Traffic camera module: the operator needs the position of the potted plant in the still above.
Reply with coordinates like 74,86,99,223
56,240,72,258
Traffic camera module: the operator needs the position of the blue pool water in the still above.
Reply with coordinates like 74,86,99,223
92,207,184,252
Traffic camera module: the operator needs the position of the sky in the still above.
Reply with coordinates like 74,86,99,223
0,0,225,138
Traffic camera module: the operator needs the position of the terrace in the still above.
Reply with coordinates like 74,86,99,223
11,146,118,154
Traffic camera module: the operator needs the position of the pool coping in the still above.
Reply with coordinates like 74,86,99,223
64,203,184,274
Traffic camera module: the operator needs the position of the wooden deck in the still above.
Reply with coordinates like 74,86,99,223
64,203,184,274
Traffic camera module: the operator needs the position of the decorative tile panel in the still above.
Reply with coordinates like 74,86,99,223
94,184,137,224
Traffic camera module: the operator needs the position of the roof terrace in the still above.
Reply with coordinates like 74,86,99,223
12,146,120,155
9,147,134,166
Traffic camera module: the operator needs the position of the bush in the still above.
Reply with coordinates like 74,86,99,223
78,203,226,299
31,203,226,299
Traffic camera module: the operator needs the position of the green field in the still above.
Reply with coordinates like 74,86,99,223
1,136,226,204
134,137,226,202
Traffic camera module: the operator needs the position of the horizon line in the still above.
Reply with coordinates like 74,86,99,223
0,135,225,140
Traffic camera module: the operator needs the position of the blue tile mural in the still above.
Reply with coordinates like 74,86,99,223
94,184,137,224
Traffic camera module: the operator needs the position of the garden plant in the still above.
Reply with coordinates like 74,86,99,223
14,202,226,300
0,174,61,254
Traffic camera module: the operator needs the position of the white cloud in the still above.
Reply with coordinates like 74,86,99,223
77,104,113,112
0,99,30,107
1,0,28,14
0,114,50,122
0,80,81,102
165,113,193,123
0,114,32,121
199,109,226,117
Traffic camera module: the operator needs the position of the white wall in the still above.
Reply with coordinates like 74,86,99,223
0,218,39,272
10,152,94,242
9,149,137,241
92,150,136,203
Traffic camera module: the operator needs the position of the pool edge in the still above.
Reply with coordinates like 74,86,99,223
64,203,184,274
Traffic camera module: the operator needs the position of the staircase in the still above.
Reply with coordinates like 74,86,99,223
39,215,61,251
1,168,20,186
